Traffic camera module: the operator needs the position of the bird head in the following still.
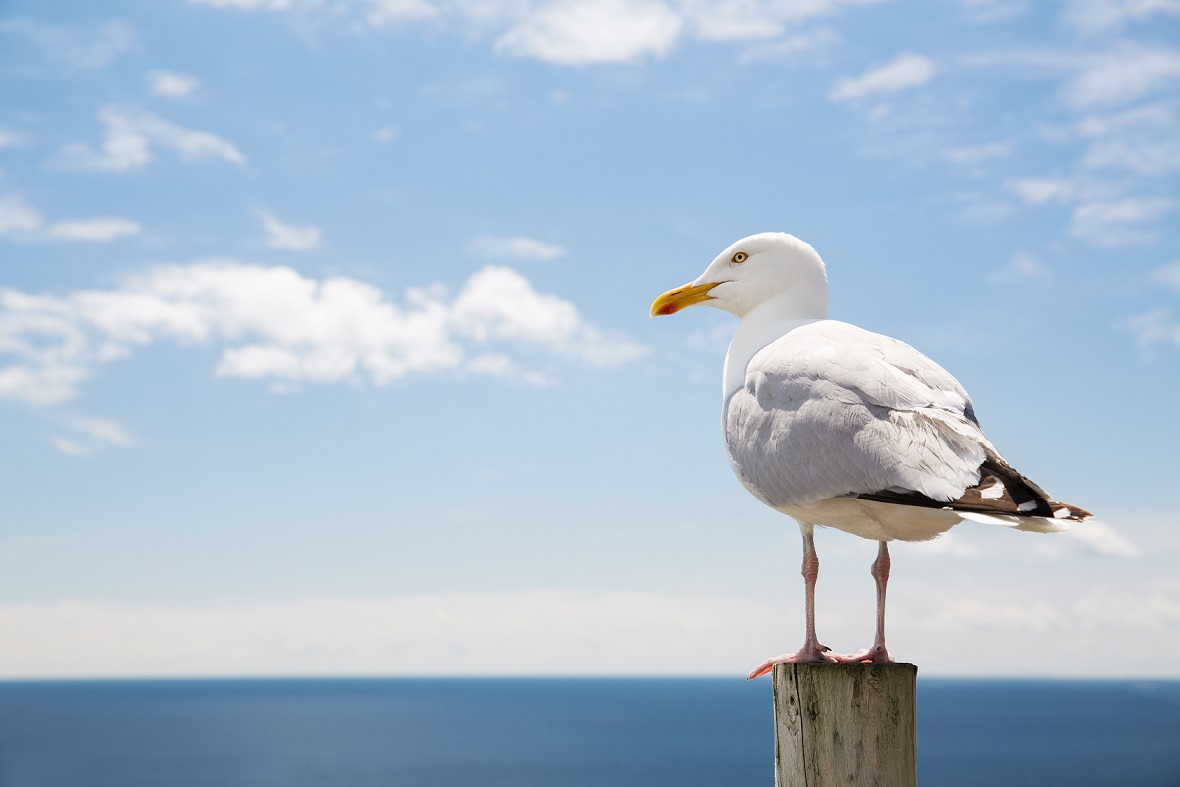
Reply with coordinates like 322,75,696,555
650,232,829,320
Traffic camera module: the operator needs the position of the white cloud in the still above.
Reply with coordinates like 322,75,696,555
0,20,134,70
51,417,134,456
469,235,566,261
57,106,246,172
1078,104,1180,175
0,195,141,243
942,141,1011,165
1005,176,1173,247
450,265,645,365
954,197,1014,225
957,0,1027,22
683,0,873,45
1066,520,1140,558
495,0,683,65
1084,136,1180,173
1126,308,1180,348
189,0,293,9
0,260,646,404
256,209,322,251
365,0,440,26
1060,45,1180,108
683,0,788,41
372,126,400,143
1006,176,1081,205
962,46,1180,111
44,219,142,242
1063,0,1180,35
0,196,44,237
987,252,1050,283
1152,260,1180,292
737,28,839,64
829,52,935,102
148,70,200,97
466,353,554,386
1069,196,1174,245
0,128,30,149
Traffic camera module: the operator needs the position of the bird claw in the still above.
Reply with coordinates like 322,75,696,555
747,644,865,679
846,644,894,664
747,642,896,678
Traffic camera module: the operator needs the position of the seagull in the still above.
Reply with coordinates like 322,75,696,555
651,233,1092,679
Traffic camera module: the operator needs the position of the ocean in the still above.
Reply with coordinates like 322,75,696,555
0,678,1176,786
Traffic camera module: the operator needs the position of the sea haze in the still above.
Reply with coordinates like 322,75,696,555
0,678,1177,787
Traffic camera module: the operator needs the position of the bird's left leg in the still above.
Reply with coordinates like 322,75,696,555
851,540,895,664
747,527,865,679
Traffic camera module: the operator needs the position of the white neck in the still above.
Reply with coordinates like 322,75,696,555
722,292,827,401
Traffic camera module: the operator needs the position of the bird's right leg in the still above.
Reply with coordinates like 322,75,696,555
748,527,853,679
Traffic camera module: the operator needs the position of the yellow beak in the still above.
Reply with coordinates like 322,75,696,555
650,281,722,317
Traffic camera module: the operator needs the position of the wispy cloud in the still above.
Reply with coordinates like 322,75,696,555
1067,520,1140,558
1078,103,1180,175
469,235,566,261
372,127,399,143
0,261,647,404
1069,196,1174,245
148,70,200,97
1063,0,1180,35
364,0,440,26
1125,307,1180,349
189,0,292,9
829,52,934,102
1152,260,1180,292
942,141,1011,165
0,128,30,149
255,209,321,251
1050,44,1180,108
738,28,839,64
961,45,1180,109
958,0,1026,22
0,196,44,237
1005,174,1175,247
987,252,1049,283
52,417,134,456
0,20,134,71
56,106,246,172
44,219,142,242
0,195,141,243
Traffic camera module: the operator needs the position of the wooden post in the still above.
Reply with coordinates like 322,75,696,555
772,662,917,787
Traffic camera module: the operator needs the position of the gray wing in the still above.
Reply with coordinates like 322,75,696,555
724,321,991,509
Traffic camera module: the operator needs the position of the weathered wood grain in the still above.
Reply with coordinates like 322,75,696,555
773,662,917,787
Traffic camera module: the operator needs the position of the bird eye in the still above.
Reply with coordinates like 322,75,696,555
731,251,748,264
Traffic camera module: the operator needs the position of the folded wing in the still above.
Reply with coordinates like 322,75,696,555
724,321,1090,521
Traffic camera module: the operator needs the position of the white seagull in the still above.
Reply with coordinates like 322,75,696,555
651,233,1092,679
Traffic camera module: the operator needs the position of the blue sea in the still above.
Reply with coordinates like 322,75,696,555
0,678,1177,786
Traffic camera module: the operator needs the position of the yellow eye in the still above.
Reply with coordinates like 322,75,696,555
731,251,748,264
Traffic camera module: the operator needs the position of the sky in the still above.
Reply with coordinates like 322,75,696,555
1,0,1178,679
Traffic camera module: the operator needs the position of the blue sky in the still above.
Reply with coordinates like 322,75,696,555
1,0,1178,678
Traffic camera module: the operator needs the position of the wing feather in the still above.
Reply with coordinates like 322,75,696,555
725,321,989,508
723,320,1090,522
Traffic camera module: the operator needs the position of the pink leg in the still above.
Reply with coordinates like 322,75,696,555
864,541,894,664
748,528,861,679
